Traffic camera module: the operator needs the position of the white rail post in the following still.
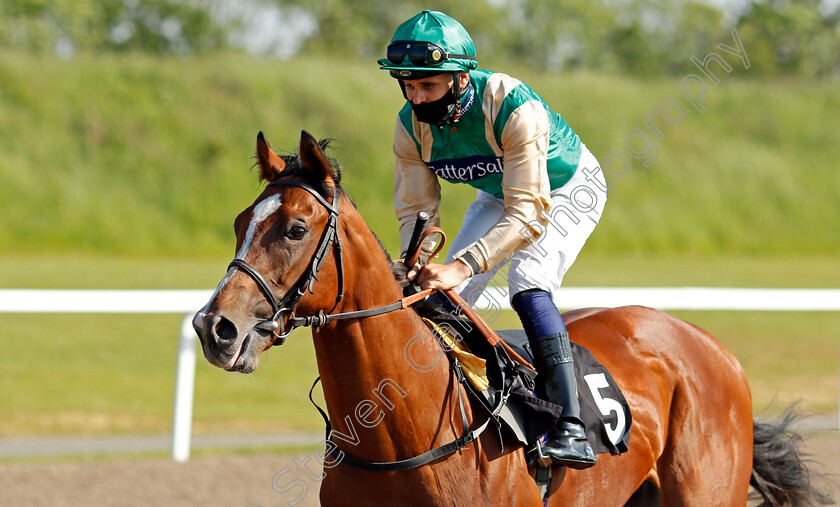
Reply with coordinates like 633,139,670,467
172,313,197,462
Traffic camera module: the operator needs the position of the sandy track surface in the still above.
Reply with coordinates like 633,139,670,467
2,436,837,506
0,453,321,507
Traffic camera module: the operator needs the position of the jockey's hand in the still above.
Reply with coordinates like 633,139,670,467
409,260,472,290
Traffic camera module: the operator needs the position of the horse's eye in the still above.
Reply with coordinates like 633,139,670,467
287,225,307,240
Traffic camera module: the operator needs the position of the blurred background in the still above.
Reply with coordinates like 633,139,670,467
1,0,838,504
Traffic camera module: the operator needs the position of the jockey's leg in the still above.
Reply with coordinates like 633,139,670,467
512,289,596,469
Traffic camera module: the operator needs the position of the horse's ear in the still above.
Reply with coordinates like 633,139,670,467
256,131,286,182
299,130,335,182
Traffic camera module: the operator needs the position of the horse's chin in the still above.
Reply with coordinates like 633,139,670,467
210,331,272,374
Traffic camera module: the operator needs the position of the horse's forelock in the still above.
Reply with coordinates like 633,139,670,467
268,138,342,197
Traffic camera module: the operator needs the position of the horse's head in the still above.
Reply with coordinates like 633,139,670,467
193,130,343,373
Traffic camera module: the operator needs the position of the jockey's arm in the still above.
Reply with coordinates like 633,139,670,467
393,118,442,261
455,100,552,277
394,104,552,291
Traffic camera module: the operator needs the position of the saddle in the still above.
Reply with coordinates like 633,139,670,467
415,291,632,457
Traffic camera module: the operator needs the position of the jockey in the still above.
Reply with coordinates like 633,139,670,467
379,10,607,469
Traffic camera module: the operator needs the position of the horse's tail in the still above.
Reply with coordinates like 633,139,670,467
749,405,833,506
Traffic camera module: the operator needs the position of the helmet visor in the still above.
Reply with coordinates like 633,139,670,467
386,41,475,68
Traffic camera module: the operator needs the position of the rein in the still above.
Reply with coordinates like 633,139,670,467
310,340,512,473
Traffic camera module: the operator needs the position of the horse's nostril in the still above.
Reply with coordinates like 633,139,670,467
192,312,208,345
214,315,238,343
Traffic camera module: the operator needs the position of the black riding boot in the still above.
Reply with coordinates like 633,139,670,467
530,332,596,469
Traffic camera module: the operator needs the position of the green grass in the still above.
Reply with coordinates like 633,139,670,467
0,52,838,258
1,256,837,437
565,254,840,288
674,310,840,415
2,253,838,289
0,255,228,289
0,313,323,437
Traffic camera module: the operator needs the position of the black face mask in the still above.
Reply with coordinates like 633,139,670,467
410,84,458,126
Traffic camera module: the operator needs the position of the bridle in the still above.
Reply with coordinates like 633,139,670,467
227,178,344,345
224,177,515,472
227,177,433,345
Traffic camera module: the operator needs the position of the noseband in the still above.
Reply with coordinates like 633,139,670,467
228,179,344,345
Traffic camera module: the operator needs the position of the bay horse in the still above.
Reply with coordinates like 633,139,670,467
193,131,825,506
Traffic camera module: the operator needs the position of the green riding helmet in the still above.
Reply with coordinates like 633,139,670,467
378,10,478,80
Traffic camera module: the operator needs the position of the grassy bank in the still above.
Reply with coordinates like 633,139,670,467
0,52,838,258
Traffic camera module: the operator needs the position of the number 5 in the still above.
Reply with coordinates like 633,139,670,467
583,373,626,445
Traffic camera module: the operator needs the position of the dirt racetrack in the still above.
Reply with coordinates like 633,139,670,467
2,435,838,506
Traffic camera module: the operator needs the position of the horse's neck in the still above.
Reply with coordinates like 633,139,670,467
311,213,454,456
